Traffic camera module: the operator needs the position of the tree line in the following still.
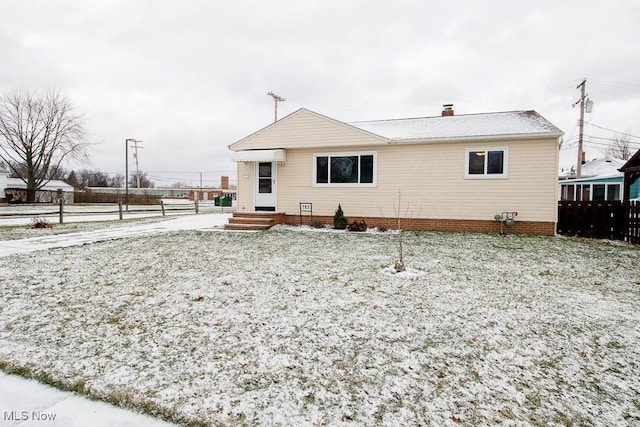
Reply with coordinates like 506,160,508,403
5,162,154,190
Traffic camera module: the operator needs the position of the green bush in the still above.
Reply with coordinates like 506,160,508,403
333,204,348,229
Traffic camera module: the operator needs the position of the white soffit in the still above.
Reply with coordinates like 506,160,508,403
231,149,286,162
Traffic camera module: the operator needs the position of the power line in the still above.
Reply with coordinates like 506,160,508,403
586,134,639,142
586,123,640,140
589,79,640,93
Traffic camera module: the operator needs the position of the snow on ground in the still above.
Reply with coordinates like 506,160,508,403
0,201,228,226
0,213,231,257
1,220,639,425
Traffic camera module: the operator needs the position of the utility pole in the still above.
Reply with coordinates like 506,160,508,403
267,91,285,122
574,79,587,179
124,138,141,211
130,140,144,192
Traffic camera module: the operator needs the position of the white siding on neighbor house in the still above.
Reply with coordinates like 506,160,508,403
0,171,8,200
271,137,558,223
230,109,386,151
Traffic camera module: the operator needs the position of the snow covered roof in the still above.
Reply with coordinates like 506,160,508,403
559,157,625,180
349,110,563,142
6,178,74,191
0,164,9,174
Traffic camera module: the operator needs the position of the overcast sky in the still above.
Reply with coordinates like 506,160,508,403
2,0,639,187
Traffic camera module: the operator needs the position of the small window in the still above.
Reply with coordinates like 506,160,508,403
314,152,376,186
465,148,508,178
607,184,620,201
593,184,605,201
561,184,576,201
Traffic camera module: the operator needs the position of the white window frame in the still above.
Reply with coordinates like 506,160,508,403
560,182,622,201
465,147,509,179
312,151,377,187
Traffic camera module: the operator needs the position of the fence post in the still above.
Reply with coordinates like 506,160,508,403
161,200,166,216
118,201,123,220
59,197,64,224
195,198,199,214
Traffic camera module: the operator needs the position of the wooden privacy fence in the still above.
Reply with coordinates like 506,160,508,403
557,200,640,244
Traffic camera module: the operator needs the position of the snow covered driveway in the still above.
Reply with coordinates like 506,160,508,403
1,224,639,425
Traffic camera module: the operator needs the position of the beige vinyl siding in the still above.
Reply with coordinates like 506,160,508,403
274,138,558,222
235,161,254,211
231,109,385,151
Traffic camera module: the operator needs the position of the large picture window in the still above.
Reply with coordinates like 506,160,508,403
314,152,376,186
465,148,508,179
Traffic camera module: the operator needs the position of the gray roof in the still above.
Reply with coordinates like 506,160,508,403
349,110,563,142
6,178,74,190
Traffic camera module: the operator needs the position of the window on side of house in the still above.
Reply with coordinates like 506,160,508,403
313,152,376,186
593,184,606,201
465,148,508,178
607,184,621,201
578,184,590,201
561,184,575,201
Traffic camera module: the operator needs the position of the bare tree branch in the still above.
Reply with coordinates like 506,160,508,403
606,132,632,161
0,88,89,201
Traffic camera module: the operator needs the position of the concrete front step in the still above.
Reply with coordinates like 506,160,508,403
228,217,275,226
224,212,283,231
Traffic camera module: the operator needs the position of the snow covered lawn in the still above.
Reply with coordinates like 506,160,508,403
1,225,639,425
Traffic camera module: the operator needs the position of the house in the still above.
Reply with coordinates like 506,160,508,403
3,177,75,204
227,106,563,234
558,156,640,202
558,157,626,201
619,149,640,201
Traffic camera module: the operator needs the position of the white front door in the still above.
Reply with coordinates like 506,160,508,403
254,161,277,211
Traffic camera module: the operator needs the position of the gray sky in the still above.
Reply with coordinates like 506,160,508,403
2,0,639,187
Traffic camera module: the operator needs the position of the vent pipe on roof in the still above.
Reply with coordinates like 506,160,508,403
442,104,454,116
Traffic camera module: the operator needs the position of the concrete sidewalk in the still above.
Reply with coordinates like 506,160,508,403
0,372,175,426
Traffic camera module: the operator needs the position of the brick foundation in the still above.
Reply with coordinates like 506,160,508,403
284,214,555,236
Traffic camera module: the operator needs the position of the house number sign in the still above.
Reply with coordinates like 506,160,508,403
299,202,313,225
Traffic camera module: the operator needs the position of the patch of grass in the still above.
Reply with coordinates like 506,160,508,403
0,216,170,241
1,229,639,425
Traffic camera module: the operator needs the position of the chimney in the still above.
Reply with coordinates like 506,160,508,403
221,176,229,190
442,104,454,116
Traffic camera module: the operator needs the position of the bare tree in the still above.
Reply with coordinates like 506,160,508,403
109,173,125,188
606,133,632,161
0,88,88,201
133,171,155,189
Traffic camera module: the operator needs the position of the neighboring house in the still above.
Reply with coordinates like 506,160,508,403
558,156,640,201
619,149,640,201
228,106,563,235
558,157,626,201
0,164,9,202
4,178,75,203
